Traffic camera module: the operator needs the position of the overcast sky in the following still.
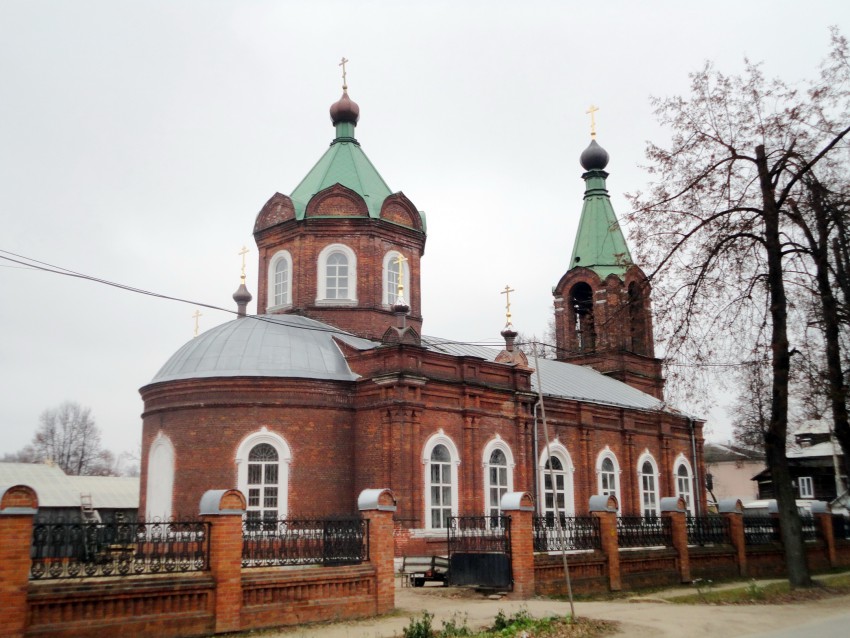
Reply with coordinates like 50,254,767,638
1,1,848,462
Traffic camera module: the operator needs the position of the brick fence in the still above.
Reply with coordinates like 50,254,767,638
0,485,396,638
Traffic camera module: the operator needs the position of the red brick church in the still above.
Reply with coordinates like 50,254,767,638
138,84,706,543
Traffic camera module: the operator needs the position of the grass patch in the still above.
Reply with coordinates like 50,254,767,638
401,608,617,637
667,574,850,605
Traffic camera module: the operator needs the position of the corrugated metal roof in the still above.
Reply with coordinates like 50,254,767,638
0,463,138,509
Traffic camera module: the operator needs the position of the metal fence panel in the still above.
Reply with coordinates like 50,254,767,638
242,518,368,568
532,515,601,552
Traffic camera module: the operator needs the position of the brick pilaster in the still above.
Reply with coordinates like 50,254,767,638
0,485,38,638
199,489,246,634
359,489,397,614
590,495,621,591
501,492,535,599
815,511,837,567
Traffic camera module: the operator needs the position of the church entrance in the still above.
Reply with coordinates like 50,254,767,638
447,516,512,590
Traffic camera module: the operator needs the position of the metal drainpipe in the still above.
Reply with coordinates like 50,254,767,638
689,418,701,516
533,401,540,510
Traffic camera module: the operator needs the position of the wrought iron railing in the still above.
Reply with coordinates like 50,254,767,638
447,516,510,552
30,519,210,580
616,516,672,548
242,518,368,568
743,515,780,545
686,515,731,546
532,515,601,552
801,515,819,542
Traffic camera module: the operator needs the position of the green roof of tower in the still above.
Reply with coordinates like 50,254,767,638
290,91,393,220
568,139,633,279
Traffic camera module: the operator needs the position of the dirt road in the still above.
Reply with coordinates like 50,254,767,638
258,580,850,638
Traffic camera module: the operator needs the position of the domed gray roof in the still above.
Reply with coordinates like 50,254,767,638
149,315,378,384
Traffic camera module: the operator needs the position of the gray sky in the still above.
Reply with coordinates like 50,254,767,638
2,1,848,461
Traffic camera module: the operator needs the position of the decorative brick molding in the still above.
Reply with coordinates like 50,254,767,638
0,485,37,638
501,492,535,599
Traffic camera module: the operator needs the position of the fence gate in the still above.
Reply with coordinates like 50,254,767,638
447,516,512,589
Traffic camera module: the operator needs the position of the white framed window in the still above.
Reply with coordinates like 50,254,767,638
538,441,575,521
798,476,814,499
638,452,660,518
317,243,357,304
596,448,621,507
483,437,514,520
422,431,460,530
382,250,411,306
673,455,695,515
268,250,293,309
236,429,292,527
145,433,174,521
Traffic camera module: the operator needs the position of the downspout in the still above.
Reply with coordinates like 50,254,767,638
533,401,540,509
689,418,701,517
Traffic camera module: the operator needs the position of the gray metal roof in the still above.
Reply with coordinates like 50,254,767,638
150,315,376,384
0,463,139,509
420,337,668,413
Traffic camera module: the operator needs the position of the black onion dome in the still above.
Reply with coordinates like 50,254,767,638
580,139,610,171
232,282,252,304
330,91,360,125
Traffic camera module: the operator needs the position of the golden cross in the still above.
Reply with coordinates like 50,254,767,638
586,105,599,139
501,284,515,327
192,310,202,337
339,57,349,91
238,245,249,282
394,253,408,303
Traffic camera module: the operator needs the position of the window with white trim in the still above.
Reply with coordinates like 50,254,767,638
268,250,293,308
539,443,575,522
382,251,410,306
423,433,459,530
674,458,695,514
146,433,174,521
597,450,621,503
798,476,814,499
236,430,291,528
317,244,357,303
483,439,514,520
639,456,659,518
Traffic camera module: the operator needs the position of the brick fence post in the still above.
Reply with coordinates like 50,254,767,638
501,492,535,599
199,489,246,635
718,499,746,576
590,495,621,592
0,485,38,638
358,489,397,615
812,501,837,567
661,496,690,583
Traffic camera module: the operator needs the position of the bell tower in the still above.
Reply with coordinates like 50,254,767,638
553,133,664,399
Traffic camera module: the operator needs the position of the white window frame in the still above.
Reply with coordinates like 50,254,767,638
538,441,575,518
595,447,621,509
637,451,660,518
316,243,357,304
146,433,175,521
236,428,292,521
673,454,695,515
422,431,460,530
482,436,515,519
268,249,293,309
382,250,411,306
798,476,814,499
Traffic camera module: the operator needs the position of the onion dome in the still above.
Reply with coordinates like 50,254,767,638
580,139,609,171
329,91,360,126
232,282,252,318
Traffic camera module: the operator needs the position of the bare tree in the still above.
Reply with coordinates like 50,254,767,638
32,402,110,476
730,361,772,453
626,32,850,587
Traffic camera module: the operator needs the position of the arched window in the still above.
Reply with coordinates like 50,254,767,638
596,448,621,506
268,250,293,308
236,429,291,526
538,442,575,522
569,282,595,352
382,251,410,306
317,244,357,303
674,456,695,515
638,453,660,519
146,433,174,521
423,432,460,530
483,438,514,520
